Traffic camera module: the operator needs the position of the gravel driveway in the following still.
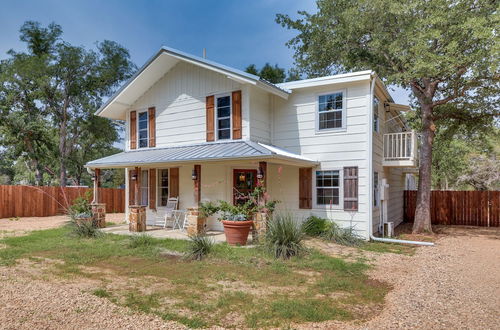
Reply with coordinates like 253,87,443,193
1,218,499,329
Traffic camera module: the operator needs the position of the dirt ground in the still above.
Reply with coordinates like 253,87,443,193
1,217,499,329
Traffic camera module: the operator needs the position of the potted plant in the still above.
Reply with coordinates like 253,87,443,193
199,186,278,246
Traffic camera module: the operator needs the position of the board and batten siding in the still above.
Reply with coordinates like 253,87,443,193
271,81,372,237
124,61,249,150
249,86,272,144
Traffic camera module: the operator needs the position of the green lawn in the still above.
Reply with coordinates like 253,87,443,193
0,227,389,328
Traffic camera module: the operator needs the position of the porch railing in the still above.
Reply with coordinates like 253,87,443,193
383,131,418,161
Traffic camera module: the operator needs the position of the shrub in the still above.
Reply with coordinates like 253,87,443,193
302,216,329,236
321,222,365,247
265,213,304,259
68,219,103,238
128,234,155,248
68,191,92,219
186,234,214,260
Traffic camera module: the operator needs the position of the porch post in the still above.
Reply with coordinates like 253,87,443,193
187,164,206,235
193,164,201,205
129,166,146,232
258,161,267,190
134,166,140,206
90,168,106,228
253,161,268,242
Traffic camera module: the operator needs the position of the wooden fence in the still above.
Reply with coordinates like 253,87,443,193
404,190,500,227
0,185,125,219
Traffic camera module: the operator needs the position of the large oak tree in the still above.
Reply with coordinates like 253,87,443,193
276,0,499,233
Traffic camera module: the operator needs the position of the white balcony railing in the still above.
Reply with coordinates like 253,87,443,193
383,131,418,167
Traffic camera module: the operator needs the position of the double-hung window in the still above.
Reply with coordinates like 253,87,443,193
318,92,344,130
374,172,379,207
216,95,231,140
158,169,169,206
138,111,149,148
373,96,380,132
316,170,340,206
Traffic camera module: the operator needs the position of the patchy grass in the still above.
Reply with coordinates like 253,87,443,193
361,242,416,255
0,227,390,328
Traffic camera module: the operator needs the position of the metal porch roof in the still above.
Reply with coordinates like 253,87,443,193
86,141,317,168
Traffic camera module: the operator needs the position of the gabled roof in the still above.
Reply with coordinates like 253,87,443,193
97,46,290,120
85,140,317,168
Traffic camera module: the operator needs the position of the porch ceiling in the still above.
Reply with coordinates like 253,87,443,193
85,141,318,169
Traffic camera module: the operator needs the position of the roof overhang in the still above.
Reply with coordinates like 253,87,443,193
97,46,289,120
277,70,373,90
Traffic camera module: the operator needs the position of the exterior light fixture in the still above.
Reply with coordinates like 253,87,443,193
192,169,198,180
131,172,138,181
239,173,246,182
257,167,264,180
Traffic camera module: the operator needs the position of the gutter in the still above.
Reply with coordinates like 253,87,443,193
368,74,434,247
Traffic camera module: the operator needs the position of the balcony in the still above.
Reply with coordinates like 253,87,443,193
383,131,418,167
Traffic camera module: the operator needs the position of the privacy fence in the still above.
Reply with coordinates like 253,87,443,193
0,185,125,219
404,190,500,227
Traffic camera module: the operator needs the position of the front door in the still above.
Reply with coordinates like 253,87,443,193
233,169,257,205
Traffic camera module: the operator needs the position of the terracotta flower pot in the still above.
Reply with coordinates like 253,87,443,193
221,220,254,246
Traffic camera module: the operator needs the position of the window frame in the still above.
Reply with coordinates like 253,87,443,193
313,168,343,209
157,168,170,207
315,89,347,133
373,171,379,208
215,93,232,141
137,110,149,149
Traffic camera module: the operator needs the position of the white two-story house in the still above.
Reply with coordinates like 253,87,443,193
87,46,417,239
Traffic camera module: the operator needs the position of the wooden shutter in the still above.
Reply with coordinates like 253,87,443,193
299,168,312,209
149,169,156,210
343,167,358,211
232,90,242,139
169,168,179,198
206,95,215,141
148,107,156,147
130,111,137,149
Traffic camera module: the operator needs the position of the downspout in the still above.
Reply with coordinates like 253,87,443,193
368,74,433,247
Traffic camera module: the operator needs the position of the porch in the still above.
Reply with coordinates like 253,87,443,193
102,224,227,242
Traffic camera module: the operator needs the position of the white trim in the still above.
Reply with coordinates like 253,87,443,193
278,71,372,90
312,168,343,210
214,93,232,141
315,89,347,134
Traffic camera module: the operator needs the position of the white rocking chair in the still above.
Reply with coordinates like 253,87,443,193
153,197,179,228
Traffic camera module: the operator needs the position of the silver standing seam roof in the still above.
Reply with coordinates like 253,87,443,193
86,141,317,168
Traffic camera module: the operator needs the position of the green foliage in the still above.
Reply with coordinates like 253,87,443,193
127,234,155,249
321,223,365,247
245,63,301,83
265,213,305,259
68,219,103,239
199,185,279,221
0,21,135,186
302,216,330,236
186,234,215,261
68,191,92,218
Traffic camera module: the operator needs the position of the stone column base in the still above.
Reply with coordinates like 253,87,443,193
129,206,146,232
186,207,206,236
252,212,268,242
91,203,106,228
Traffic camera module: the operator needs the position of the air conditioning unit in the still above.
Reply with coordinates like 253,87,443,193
383,222,394,237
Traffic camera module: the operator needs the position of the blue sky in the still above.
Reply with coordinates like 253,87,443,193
0,0,410,104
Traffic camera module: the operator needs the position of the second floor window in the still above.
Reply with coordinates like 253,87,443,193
318,92,344,130
216,95,231,140
138,111,148,148
373,96,380,132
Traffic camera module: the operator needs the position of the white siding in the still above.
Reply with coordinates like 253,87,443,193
272,81,372,238
124,61,246,150
249,86,271,143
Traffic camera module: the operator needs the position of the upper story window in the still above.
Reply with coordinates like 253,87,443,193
316,170,340,205
138,111,149,148
373,96,380,132
318,92,344,131
216,95,231,140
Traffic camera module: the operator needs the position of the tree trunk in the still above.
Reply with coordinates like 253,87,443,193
413,103,434,233
59,115,67,187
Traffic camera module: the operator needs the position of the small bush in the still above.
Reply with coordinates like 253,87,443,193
69,192,92,219
187,235,214,260
265,213,304,259
321,223,364,247
302,216,329,236
69,220,103,238
128,234,155,248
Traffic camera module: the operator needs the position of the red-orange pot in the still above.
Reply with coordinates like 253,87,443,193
221,220,254,246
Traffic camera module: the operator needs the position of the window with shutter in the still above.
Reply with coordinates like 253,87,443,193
169,168,179,199
149,169,156,210
232,90,242,139
206,95,215,141
130,111,137,149
343,167,358,211
148,107,156,147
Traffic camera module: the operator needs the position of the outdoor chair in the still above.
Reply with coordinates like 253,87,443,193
152,197,179,228
171,210,187,231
